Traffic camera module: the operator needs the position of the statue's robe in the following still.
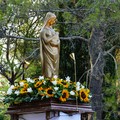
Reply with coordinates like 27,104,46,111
40,27,60,78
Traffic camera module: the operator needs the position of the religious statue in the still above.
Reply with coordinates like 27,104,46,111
40,12,60,78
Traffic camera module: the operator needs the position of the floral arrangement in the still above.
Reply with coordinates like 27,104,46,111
4,75,91,104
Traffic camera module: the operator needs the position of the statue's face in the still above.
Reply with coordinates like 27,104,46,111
47,17,56,26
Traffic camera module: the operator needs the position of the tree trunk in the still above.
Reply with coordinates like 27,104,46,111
88,27,105,120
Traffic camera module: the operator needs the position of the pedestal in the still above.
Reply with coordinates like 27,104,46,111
6,98,93,120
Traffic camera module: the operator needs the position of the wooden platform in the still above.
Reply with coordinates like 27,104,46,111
7,98,94,120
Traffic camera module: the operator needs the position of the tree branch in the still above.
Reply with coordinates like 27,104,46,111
25,48,39,60
106,52,118,71
5,35,40,41
14,62,24,77
104,45,120,56
15,60,34,80
0,66,10,82
5,35,88,42
60,36,88,42
33,8,86,13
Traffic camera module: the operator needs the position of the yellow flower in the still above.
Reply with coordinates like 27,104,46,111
84,97,89,102
61,81,69,88
57,79,62,84
86,89,90,93
38,87,45,96
12,86,19,90
33,78,39,82
34,81,43,88
20,88,27,94
38,87,43,91
59,89,69,102
23,83,28,88
45,87,54,97
5,76,91,106
19,80,27,83
79,89,89,102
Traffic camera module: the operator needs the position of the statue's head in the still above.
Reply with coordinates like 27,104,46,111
44,12,56,26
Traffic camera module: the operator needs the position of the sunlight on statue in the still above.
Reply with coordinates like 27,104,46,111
40,12,60,78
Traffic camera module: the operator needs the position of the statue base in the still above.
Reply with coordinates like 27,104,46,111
19,112,81,120
6,98,93,120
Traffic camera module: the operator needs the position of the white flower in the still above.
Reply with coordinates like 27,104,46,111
7,88,12,95
76,82,81,91
30,80,35,83
66,76,70,82
7,85,15,95
27,88,33,93
70,91,75,96
52,80,57,85
20,82,24,87
15,90,20,96
81,85,85,88
26,78,34,83
76,86,80,91
76,82,80,86
26,78,31,82
89,95,92,98
54,87,59,91
53,75,58,79
10,85,15,89
30,80,34,83
43,81,46,85
39,76,44,80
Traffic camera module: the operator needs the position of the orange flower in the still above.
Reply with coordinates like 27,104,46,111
59,90,69,102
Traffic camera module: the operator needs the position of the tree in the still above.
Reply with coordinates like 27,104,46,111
0,76,10,120
58,0,120,119
0,0,42,84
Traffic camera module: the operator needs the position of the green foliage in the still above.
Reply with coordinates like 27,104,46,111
102,74,119,120
104,54,116,77
75,0,120,28
0,102,10,120
0,0,42,83
105,21,120,47
4,76,90,104
0,78,10,120
59,39,90,83
24,60,42,78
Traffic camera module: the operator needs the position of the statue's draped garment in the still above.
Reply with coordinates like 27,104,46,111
40,12,60,78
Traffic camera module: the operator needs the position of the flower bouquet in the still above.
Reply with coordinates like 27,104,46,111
4,75,91,105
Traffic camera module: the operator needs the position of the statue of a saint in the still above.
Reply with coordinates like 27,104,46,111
40,12,60,78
